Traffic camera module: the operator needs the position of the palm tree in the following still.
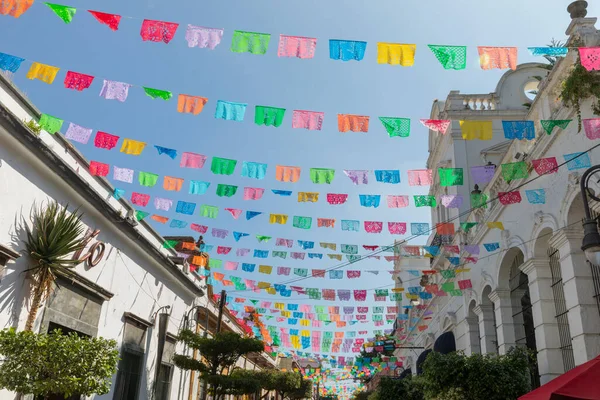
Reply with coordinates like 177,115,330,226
21,201,87,331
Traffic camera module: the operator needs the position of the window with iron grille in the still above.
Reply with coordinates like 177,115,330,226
548,247,576,372
509,252,540,389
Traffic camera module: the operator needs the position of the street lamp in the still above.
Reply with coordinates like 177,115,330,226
580,165,600,265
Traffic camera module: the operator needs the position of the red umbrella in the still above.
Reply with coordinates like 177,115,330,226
519,355,600,400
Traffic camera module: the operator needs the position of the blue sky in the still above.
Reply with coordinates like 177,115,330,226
1,0,595,356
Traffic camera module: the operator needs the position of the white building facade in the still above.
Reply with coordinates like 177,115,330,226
0,74,275,400
394,4,600,388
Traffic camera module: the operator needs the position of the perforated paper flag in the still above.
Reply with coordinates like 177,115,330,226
471,193,488,209
88,10,121,31
0,52,24,73
138,171,158,187
579,47,600,71
39,114,63,134
65,123,92,144
407,169,433,186
140,19,179,43
387,195,409,208
478,47,517,70
411,223,429,236
293,216,312,229
564,152,591,171
377,43,416,66
99,80,131,102
45,3,76,24
338,114,369,132
420,119,451,133
359,195,381,208
185,25,223,49
501,161,529,182
414,195,436,207
255,106,286,127
428,45,467,70
298,192,319,203
113,166,133,183
231,30,271,55
26,62,60,84
439,168,463,186
460,120,493,140
275,165,301,182
89,161,109,177
292,110,324,131
211,157,237,175
441,194,463,209
379,117,410,137
525,189,546,204
200,205,219,219
0,0,35,18
540,120,571,135
143,87,172,100
498,191,522,205
471,165,496,184
120,139,146,155
310,168,335,184
242,161,267,180
329,40,367,61
278,35,317,59
216,184,238,197
189,181,210,195
215,100,247,121
502,121,535,140
375,170,400,184
64,71,94,91
342,220,359,231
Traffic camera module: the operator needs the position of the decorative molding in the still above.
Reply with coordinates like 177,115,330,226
55,270,114,301
123,312,152,328
488,289,510,304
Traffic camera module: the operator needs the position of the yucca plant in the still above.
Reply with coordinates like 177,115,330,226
21,201,87,331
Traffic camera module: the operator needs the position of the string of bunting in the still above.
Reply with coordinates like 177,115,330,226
5,2,599,72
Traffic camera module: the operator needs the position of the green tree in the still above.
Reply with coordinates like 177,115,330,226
254,370,310,400
21,202,88,331
369,376,424,400
0,328,119,399
173,330,265,400
420,348,531,400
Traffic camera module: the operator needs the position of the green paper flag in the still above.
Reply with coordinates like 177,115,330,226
162,240,177,249
310,168,335,184
471,193,488,209
272,251,287,258
255,106,286,127
414,195,437,207
45,3,76,24
372,315,383,321
460,222,478,232
347,255,361,263
39,113,63,134
540,120,571,135
216,184,238,197
143,87,173,101
293,216,312,229
440,270,456,279
373,307,384,313
375,289,389,297
135,210,149,221
341,244,358,254
428,45,467,70
256,235,271,242
390,293,402,301
501,161,529,182
439,168,464,186
211,157,237,175
449,289,463,297
441,282,455,292
138,171,159,187
307,288,321,300
379,117,411,137
294,268,308,277
231,30,271,55
209,258,222,268
200,205,219,219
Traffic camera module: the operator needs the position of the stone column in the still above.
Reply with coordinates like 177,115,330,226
521,258,564,384
462,315,481,355
473,305,497,354
488,290,517,354
550,229,600,366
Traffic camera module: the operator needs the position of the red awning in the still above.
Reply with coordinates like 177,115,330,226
519,356,600,400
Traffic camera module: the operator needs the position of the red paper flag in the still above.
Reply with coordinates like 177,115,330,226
498,191,522,205
140,19,179,44
89,160,109,176
88,10,122,31
64,71,94,91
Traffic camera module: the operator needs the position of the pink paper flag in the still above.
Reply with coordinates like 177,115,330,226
180,152,207,169
225,261,239,270
278,35,317,59
478,46,518,70
364,221,383,233
217,246,232,255
190,224,208,234
388,222,407,235
292,110,324,130
244,187,265,200
387,195,409,208
583,118,600,140
327,193,348,205
407,169,433,186
420,119,451,134
579,47,600,71
224,208,243,219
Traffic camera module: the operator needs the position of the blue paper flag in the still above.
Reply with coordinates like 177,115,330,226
233,232,249,241
215,100,247,121
176,201,196,215
246,211,262,220
359,195,381,208
564,152,591,171
525,189,546,204
254,250,269,258
0,52,25,73
308,253,323,259
447,257,460,266
528,47,568,57
502,121,535,140
272,190,292,196
113,188,125,200
154,145,178,159
483,243,500,252
329,39,367,61
189,181,210,195
374,170,401,184
423,246,440,256
411,223,430,236
297,240,315,250
342,220,360,232
242,263,256,272
170,219,187,228
242,161,268,180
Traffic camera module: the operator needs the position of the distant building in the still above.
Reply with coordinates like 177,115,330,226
394,3,600,388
